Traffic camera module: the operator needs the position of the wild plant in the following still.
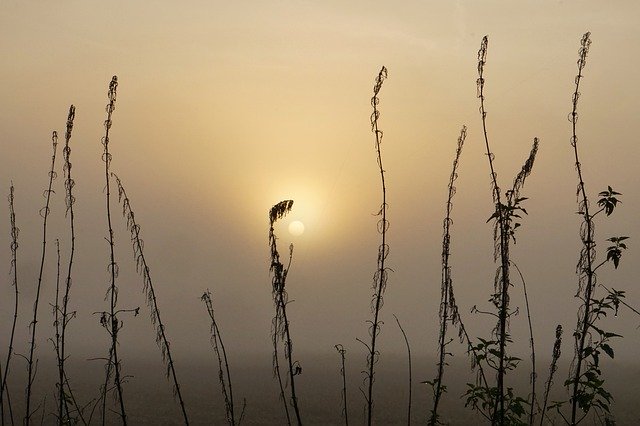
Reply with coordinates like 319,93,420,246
512,262,536,425
112,173,190,424
334,345,348,426
393,314,412,426
463,36,539,425
99,75,129,425
556,32,629,425
268,200,302,425
358,66,389,426
201,290,245,425
56,104,87,425
539,325,562,426
25,130,59,426
428,125,467,425
1,183,19,426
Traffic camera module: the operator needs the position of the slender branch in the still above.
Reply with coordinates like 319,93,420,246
202,290,236,426
364,66,389,426
112,173,189,424
1,183,19,426
101,75,128,425
512,262,536,425
334,345,348,426
393,315,412,426
429,126,466,425
269,200,302,425
25,131,59,426
568,32,595,426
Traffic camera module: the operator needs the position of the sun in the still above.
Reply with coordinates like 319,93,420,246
288,220,305,236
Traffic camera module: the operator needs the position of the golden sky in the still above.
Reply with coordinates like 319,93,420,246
1,0,639,378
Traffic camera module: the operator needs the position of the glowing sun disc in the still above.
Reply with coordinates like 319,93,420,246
288,220,305,236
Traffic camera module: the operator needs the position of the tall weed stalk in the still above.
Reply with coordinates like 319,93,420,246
25,131,59,426
59,104,85,425
1,183,19,426
268,200,302,425
428,126,466,425
393,314,411,426
359,66,389,426
112,173,190,424
100,76,128,425
467,36,539,424
564,32,628,425
201,290,244,425
334,345,348,426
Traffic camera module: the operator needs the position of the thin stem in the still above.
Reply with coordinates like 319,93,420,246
569,32,594,426
2,183,19,426
101,76,127,425
202,290,236,425
540,325,562,426
334,345,348,426
60,104,77,425
512,262,536,425
268,200,301,425
112,174,189,424
365,66,389,426
393,315,412,426
25,131,59,426
430,125,466,425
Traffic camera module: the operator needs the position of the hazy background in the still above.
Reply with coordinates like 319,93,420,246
1,0,639,423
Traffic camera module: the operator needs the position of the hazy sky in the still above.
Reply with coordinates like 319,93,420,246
1,0,639,402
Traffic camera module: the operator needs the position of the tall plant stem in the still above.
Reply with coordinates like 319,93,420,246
102,76,127,425
2,183,19,426
513,262,536,425
268,200,302,425
430,126,466,425
25,131,59,426
540,325,562,426
113,174,189,424
202,290,236,425
364,65,389,426
334,345,348,426
60,105,77,425
569,32,594,426
477,36,510,424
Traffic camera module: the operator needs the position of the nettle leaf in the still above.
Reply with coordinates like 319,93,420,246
597,186,622,216
602,344,615,359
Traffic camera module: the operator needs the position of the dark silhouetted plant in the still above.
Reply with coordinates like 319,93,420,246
99,75,129,425
393,314,412,426
559,32,629,426
334,344,348,426
25,130,59,426
540,325,562,425
268,200,302,425
112,173,190,425
201,290,245,426
428,125,467,425
464,35,539,425
358,66,389,426
1,183,19,426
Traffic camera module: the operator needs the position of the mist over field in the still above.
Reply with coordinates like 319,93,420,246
2,0,640,425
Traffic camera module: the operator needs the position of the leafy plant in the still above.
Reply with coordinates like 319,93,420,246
466,35,539,425
562,32,629,425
